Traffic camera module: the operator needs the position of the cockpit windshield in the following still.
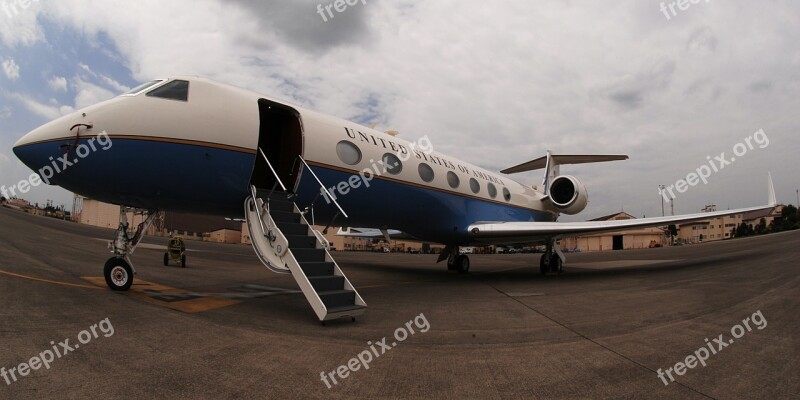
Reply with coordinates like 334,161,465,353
121,80,166,96
146,80,190,101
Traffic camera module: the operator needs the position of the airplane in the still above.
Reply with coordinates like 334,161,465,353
12,76,777,322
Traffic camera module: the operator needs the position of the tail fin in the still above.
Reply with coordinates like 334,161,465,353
501,150,628,195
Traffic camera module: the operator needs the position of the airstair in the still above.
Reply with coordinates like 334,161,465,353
244,150,366,322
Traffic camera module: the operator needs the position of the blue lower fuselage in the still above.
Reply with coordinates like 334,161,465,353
13,138,553,244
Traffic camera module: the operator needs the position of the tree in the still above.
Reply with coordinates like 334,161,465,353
667,224,678,237
788,206,799,230
735,222,751,238
755,218,767,234
776,205,799,232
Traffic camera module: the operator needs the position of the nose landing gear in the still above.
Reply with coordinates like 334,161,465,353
103,207,160,291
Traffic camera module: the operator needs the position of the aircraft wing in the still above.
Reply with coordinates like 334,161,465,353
336,227,416,240
469,176,777,244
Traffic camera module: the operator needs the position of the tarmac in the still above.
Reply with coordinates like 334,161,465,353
0,205,797,399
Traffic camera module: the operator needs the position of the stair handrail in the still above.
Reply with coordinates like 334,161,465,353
258,148,290,204
259,148,287,192
297,156,348,219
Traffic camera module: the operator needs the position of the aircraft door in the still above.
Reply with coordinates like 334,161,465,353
251,99,304,192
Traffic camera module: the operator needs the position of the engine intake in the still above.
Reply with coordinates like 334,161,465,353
548,175,588,215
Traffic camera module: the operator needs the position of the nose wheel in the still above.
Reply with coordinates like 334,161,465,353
104,258,133,291
103,207,160,291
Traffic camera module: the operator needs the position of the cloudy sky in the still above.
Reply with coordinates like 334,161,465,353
0,0,798,219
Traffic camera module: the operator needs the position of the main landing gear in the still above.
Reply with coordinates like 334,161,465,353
539,239,564,275
103,207,160,291
438,246,470,273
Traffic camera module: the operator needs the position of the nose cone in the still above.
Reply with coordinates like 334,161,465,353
13,116,73,170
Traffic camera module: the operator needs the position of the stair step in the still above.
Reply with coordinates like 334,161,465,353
267,200,295,213
318,290,356,308
255,188,292,199
292,248,327,263
271,210,300,224
299,261,335,277
275,222,309,236
327,304,367,315
308,275,345,292
254,189,295,212
286,235,318,249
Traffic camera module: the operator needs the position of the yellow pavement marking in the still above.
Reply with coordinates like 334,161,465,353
82,277,241,313
0,269,103,290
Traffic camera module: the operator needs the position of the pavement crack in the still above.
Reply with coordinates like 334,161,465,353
474,275,718,400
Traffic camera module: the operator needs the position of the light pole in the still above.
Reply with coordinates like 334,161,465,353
670,194,674,216
659,185,666,217
796,189,799,208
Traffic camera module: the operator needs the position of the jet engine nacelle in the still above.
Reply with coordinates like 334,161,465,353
548,175,588,215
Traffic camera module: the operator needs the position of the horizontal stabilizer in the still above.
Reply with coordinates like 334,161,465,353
501,154,629,174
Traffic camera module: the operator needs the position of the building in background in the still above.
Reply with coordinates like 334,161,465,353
75,197,150,230
205,229,242,244
678,214,742,243
743,205,783,230
675,205,782,243
74,196,242,242
560,212,669,252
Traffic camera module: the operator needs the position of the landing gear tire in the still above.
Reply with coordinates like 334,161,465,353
447,259,457,271
539,254,547,275
163,253,169,266
540,253,563,275
181,255,187,268
455,255,470,273
104,257,133,291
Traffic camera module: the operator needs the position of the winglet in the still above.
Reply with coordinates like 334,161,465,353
767,172,777,206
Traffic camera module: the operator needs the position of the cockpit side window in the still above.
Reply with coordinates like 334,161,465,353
146,80,190,102
121,80,165,96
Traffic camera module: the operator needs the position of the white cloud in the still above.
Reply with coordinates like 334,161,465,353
2,59,20,80
8,92,73,120
0,0,45,47
48,76,68,92
99,74,129,93
0,105,11,119
72,78,116,109
74,63,129,94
